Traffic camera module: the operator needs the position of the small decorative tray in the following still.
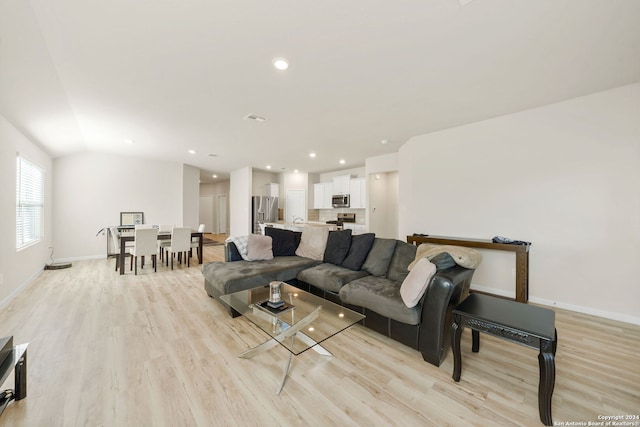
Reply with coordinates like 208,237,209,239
256,300,295,315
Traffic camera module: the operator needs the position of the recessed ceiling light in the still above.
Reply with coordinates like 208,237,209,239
294,169,299,173
339,159,346,164
266,165,272,169
309,153,316,158
381,139,389,145
273,57,289,71
188,149,196,154
212,174,218,178
124,139,135,144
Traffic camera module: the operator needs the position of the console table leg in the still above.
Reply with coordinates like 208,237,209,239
15,348,27,400
451,316,463,382
538,347,555,426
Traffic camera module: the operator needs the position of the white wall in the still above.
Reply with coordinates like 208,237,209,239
52,152,183,260
230,167,252,236
399,83,640,324
182,164,200,229
0,115,52,306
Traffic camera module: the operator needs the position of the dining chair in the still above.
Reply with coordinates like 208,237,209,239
130,227,159,274
157,224,173,261
165,227,192,269
109,226,133,271
190,224,205,262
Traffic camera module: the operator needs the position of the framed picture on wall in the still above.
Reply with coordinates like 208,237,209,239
120,212,144,226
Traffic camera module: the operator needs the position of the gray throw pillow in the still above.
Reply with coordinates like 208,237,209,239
430,252,457,270
362,238,397,276
386,241,418,282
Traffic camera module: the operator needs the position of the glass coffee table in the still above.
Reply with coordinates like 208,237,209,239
220,282,365,394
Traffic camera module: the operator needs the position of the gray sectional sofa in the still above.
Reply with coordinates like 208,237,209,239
202,227,475,367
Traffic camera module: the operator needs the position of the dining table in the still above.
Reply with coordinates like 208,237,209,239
119,230,204,275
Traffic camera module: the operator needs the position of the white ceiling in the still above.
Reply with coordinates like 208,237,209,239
2,0,639,183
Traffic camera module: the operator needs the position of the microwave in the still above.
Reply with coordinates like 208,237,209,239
332,194,350,208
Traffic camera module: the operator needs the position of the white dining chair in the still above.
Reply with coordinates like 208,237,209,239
165,227,192,269
130,227,159,274
157,224,173,261
190,224,205,262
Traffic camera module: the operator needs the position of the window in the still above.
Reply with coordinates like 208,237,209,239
16,156,45,249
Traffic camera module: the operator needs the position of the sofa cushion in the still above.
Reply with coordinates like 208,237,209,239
342,233,375,271
323,229,352,265
400,258,437,308
297,263,369,292
247,234,273,261
339,276,421,325
295,226,330,261
362,238,397,276
265,227,298,256
386,241,417,282
202,256,321,295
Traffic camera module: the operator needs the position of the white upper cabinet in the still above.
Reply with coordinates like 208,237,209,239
332,175,351,195
349,178,367,209
313,182,333,209
264,183,279,197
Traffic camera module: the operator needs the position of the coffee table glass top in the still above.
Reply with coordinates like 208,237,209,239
220,283,365,355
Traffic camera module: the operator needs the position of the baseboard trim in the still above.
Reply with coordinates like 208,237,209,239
0,268,43,310
471,284,640,326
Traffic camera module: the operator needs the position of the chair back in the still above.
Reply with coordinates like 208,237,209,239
135,224,154,229
170,227,192,252
133,227,158,256
197,224,205,233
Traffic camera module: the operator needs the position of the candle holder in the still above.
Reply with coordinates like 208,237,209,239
268,281,285,308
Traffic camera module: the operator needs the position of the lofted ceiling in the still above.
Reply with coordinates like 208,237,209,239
1,0,640,183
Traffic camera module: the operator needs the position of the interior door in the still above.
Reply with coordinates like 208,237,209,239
199,196,214,234
285,189,306,223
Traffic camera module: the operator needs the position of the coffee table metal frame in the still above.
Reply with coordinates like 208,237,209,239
220,283,365,394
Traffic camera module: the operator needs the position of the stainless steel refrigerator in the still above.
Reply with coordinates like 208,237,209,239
252,196,278,234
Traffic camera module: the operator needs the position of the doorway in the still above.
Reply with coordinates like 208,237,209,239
285,189,306,223
199,196,214,233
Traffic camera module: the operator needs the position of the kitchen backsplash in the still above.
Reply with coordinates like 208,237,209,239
318,208,366,224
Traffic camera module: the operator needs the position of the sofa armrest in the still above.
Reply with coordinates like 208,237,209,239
225,241,243,262
418,265,474,366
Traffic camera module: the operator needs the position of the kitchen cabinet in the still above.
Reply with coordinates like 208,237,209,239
332,175,351,195
313,182,333,209
343,223,367,235
264,183,279,198
349,178,367,209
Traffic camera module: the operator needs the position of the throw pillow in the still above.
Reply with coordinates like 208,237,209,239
400,258,437,308
247,234,273,261
362,238,397,276
323,229,352,265
227,235,250,260
265,227,298,256
295,226,330,261
429,252,457,270
342,233,375,271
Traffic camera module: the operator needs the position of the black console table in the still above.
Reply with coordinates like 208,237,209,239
451,294,557,426
407,235,531,302
0,337,28,416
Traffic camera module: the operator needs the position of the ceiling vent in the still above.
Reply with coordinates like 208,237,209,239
244,113,267,122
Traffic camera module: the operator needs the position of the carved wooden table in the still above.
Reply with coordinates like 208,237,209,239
451,294,557,426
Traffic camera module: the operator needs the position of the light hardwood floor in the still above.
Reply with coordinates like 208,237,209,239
1,246,638,426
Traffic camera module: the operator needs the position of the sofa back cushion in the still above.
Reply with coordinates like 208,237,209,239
386,241,417,282
362,238,397,276
265,227,298,256
341,233,375,271
295,226,330,260
323,229,352,265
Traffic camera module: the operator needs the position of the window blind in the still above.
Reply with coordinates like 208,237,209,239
16,156,45,249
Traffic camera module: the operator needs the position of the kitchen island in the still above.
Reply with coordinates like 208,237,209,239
261,222,337,234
